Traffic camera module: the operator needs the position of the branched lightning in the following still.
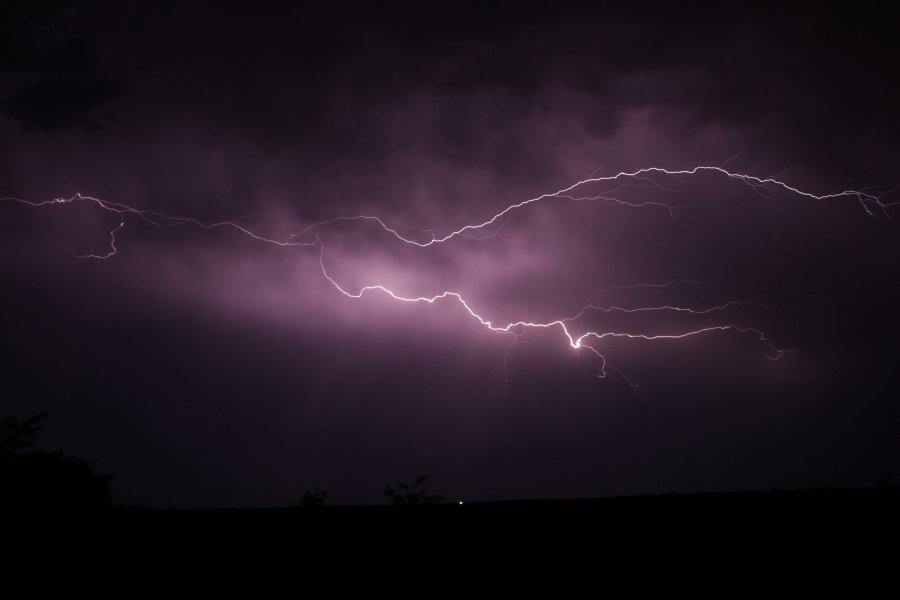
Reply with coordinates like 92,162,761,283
2,165,893,392
288,165,894,246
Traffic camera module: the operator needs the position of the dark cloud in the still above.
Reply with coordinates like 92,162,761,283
0,2,126,132
1,78,124,132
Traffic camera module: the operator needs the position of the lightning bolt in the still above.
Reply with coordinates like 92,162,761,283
2,165,893,393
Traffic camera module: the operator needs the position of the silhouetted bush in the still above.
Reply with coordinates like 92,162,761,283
293,487,328,508
384,475,442,505
0,412,113,510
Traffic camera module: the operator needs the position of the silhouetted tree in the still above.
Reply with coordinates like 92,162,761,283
293,487,328,508
0,412,45,456
0,412,113,510
384,475,442,505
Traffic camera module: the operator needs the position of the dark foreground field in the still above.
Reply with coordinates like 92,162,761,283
19,487,895,562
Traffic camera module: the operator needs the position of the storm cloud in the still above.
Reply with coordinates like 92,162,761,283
1,1,898,507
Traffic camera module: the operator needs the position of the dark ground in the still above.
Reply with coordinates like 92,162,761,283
16,487,898,562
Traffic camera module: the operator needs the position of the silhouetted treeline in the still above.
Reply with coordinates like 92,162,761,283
0,412,112,510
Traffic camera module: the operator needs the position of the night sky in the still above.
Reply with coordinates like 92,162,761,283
2,1,899,508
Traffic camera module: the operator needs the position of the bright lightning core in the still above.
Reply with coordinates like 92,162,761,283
2,165,894,393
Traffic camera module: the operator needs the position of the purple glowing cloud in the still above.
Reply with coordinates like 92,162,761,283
3,165,891,396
